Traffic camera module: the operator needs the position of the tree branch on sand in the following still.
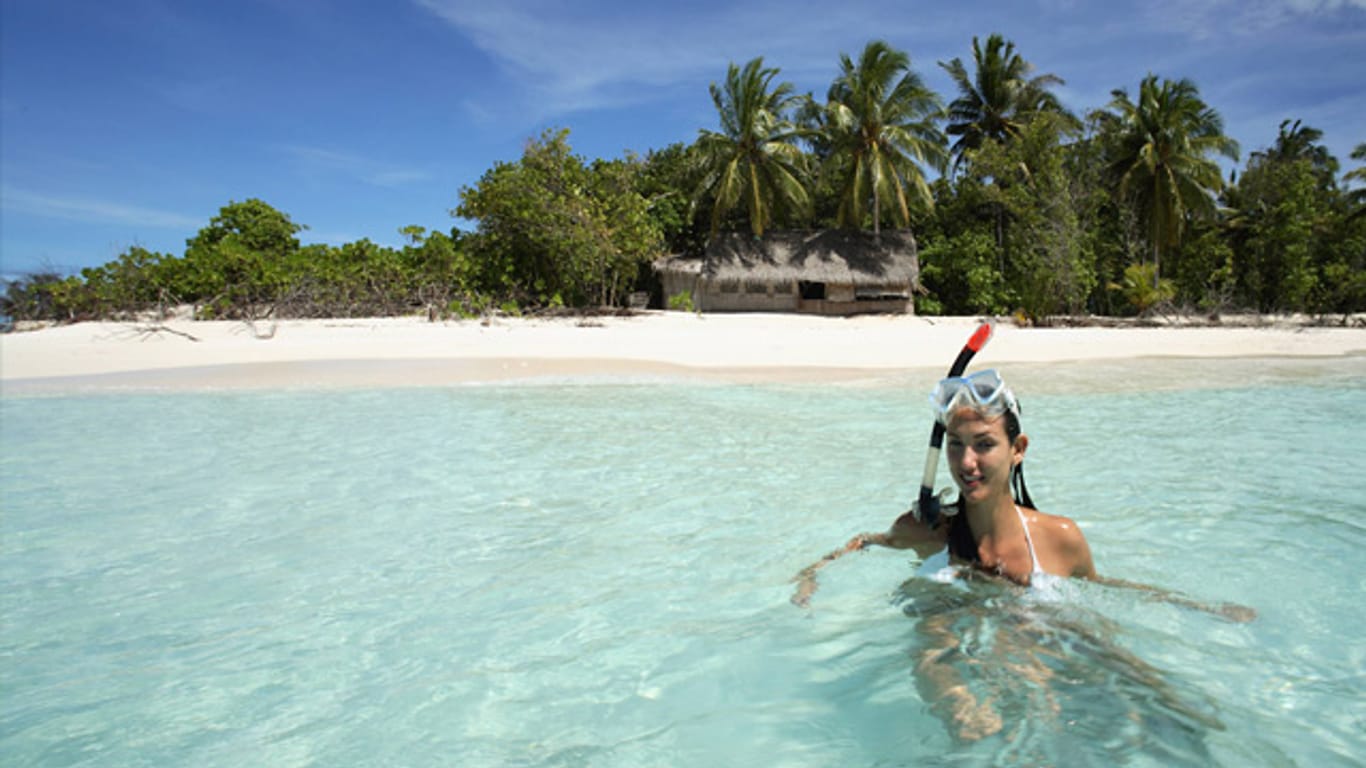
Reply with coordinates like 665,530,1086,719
120,323,201,342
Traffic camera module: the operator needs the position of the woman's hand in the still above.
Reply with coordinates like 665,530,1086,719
842,532,883,552
790,506,950,608
790,531,888,607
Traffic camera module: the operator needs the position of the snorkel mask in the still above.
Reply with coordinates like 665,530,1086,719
929,369,1020,425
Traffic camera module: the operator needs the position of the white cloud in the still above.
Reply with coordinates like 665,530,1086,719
412,0,933,116
412,0,1363,166
415,1,725,113
0,187,200,229
1147,0,1366,37
280,145,431,188
369,169,431,187
1284,0,1366,11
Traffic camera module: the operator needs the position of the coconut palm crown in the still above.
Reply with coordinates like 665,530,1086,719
820,40,947,233
1253,118,1339,190
1103,74,1239,284
694,57,810,238
939,33,1075,171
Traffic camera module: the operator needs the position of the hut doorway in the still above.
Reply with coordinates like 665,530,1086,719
798,280,826,300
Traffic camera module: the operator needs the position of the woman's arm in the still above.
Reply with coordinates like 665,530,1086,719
790,512,945,607
1031,512,1252,620
1095,575,1257,622
789,531,888,607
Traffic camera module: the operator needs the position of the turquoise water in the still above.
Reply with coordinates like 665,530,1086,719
2,358,1364,766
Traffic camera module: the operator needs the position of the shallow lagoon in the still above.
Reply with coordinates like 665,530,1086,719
2,357,1364,766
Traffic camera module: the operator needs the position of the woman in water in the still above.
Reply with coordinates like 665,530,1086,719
791,368,1253,741
791,368,1258,606
794,368,1094,597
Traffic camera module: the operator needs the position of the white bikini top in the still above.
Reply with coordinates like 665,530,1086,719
921,506,1054,588
1016,505,1047,581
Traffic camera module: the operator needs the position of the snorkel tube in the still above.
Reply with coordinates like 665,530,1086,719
916,322,994,527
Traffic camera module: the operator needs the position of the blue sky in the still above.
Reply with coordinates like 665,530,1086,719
2,0,1363,277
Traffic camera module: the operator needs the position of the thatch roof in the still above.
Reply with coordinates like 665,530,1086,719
700,230,918,287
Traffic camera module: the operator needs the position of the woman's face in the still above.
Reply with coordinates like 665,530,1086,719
944,408,1025,506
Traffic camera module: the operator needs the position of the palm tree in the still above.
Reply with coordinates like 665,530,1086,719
694,57,809,238
1103,75,1239,287
1253,118,1339,188
820,40,947,234
939,33,1075,171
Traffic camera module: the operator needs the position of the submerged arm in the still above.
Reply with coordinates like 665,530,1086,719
790,511,945,607
789,532,886,608
1096,575,1257,623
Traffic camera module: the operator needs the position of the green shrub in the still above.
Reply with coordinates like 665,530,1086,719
667,290,695,312
1108,263,1176,314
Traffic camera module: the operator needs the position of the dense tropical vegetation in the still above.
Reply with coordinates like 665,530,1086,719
5,36,1364,325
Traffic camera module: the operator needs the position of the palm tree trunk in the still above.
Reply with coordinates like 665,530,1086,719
1153,240,1161,291
868,157,882,235
1151,178,1162,291
750,163,764,236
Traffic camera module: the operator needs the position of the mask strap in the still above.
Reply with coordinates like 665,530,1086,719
1012,464,1035,509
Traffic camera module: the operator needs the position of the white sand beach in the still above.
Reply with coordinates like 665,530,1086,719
2,313,1364,392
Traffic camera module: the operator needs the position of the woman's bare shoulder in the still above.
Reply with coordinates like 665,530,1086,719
887,508,950,548
1025,507,1095,578
1027,508,1085,534
1023,508,1091,550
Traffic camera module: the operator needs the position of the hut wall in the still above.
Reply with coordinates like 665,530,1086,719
826,283,856,303
660,271,698,304
697,281,913,314
697,278,798,312
797,297,913,316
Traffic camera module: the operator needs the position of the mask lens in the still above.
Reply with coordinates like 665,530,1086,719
930,370,1011,422
970,371,1004,407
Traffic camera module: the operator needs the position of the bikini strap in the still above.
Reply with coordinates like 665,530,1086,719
1015,505,1042,576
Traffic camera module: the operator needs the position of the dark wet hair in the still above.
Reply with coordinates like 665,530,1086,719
1003,409,1035,509
945,406,1034,561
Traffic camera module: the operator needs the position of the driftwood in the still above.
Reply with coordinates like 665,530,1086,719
114,322,201,343
237,316,278,340
1021,311,1366,329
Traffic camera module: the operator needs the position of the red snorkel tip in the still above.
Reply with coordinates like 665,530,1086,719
966,322,993,353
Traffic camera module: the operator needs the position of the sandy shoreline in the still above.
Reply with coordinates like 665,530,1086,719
2,313,1364,392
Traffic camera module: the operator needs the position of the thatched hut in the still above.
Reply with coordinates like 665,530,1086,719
656,230,919,315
